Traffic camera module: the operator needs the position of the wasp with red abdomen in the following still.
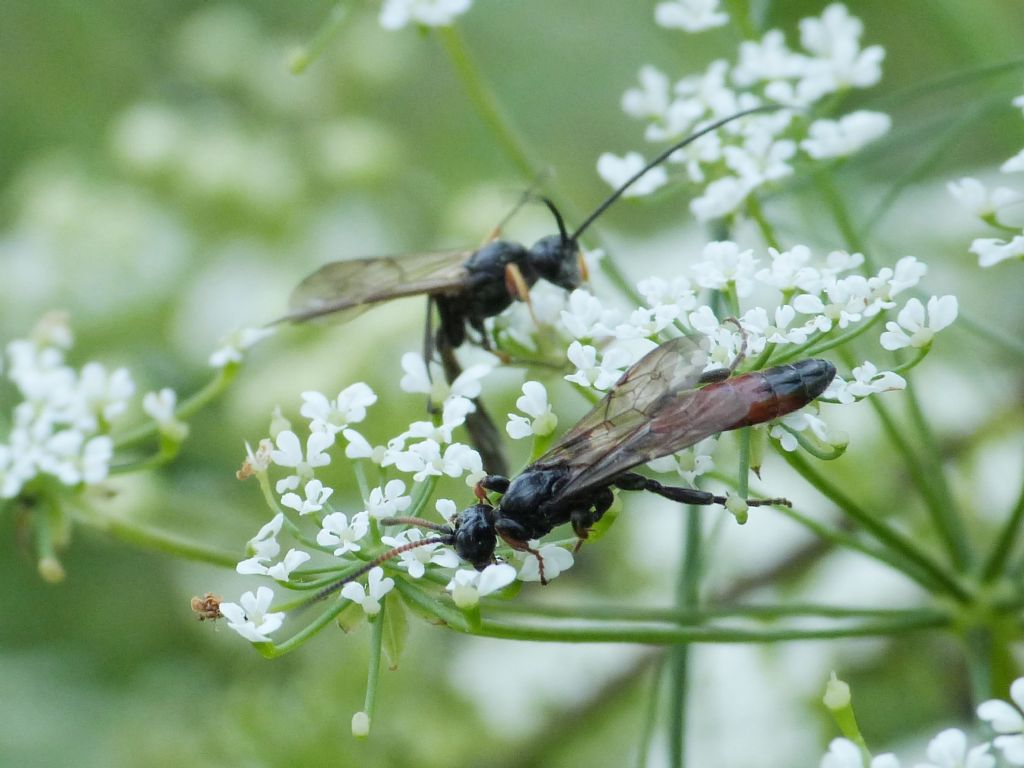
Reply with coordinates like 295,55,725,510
321,334,835,591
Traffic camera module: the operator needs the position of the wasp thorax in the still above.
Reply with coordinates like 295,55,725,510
453,503,498,570
528,235,584,292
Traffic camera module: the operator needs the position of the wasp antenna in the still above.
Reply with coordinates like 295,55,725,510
379,516,454,535
306,536,452,605
538,196,572,243
570,103,787,241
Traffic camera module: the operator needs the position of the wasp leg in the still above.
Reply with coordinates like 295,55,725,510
504,262,540,325
440,340,510,476
570,487,614,552
613,473,791,508
476,474,510,501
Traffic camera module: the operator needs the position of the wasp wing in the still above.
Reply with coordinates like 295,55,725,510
279,249,472,324
532,335,749,497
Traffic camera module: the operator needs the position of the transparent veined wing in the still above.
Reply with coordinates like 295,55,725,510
531,335,749,497
279,249,473,324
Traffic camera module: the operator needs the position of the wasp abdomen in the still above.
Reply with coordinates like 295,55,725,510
723,359,836,428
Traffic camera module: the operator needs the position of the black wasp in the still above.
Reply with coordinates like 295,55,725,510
278,106,783,476
327,335,835,589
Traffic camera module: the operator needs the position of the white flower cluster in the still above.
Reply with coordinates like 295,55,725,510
225,356,578,645
819,674,1024,767
379,0,473,30
0,315,160,499
509,241,955,480
599,3,890,220
948,92,1024,267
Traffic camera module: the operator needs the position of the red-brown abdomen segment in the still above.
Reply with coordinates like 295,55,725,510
711,359,836,429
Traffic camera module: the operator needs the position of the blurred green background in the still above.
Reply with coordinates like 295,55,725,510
2,1,1023,766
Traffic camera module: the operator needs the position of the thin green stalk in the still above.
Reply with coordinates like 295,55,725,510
470,613,948,644
436,25,536,178
71,507,238,567
814,170,870,267
289,1,353,75
864,385,970,570
636,659,665,768
984,477,1024,582
746,194,781,250
780,450,972,603
903,370,972,569
261,594,353,657
363,600,386,729
113,366,237,450
668,507,702,768
489,599,945,624
767,499,949,595
435,25,641,307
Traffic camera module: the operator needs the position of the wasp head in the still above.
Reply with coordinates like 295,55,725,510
528,234,586,292
453,502,498,570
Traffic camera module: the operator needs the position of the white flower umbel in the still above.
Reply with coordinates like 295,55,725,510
236,513,285,574
820,738,900,768
340,566,394,617
364,479,412,520
970,236,1024,268
270,429,333,494
208,326,276,368
317,511,370,556
916,728,995,768
978,678,1024,765
517,544,575,583
654,0,728,32
399,351,492,404
220,586,285,643
801,111,892,159
380,528,459,578
281,478,334,516
879,296,958,351
564,342,632,391
596,152,668,198
379,0,472,30
506,381,558,440
300,382,377,435
825,362,906,404
446,563,516,608
390,439,483,484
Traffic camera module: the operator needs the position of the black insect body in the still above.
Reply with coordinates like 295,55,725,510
280,105,784,477
279,107,780,346
332,336,837,591
443,338,836,580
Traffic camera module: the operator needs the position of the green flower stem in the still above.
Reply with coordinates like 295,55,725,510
983,477,1024,583
469,612,948,644
71,507,238,568
814,170,871,270
776,314,884,364
489,599,944,624
406,475,439,519
637,659,665,768
902,370,972,569
889,346,929,376
113,365,238,451
948,304,1024,361
745,194,781,251
863,383,971,571
779,449,972,603
261,595,353,657
289,1,353,75
363,600,386,730
436,25,536,178
867,57,1024,111
668,506,702,768
722,0,756,39
766,492,946,593
395,578,469,629
435,25,641,307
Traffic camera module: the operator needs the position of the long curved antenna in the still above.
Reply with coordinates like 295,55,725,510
570,103,787,241
306,535,452,605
